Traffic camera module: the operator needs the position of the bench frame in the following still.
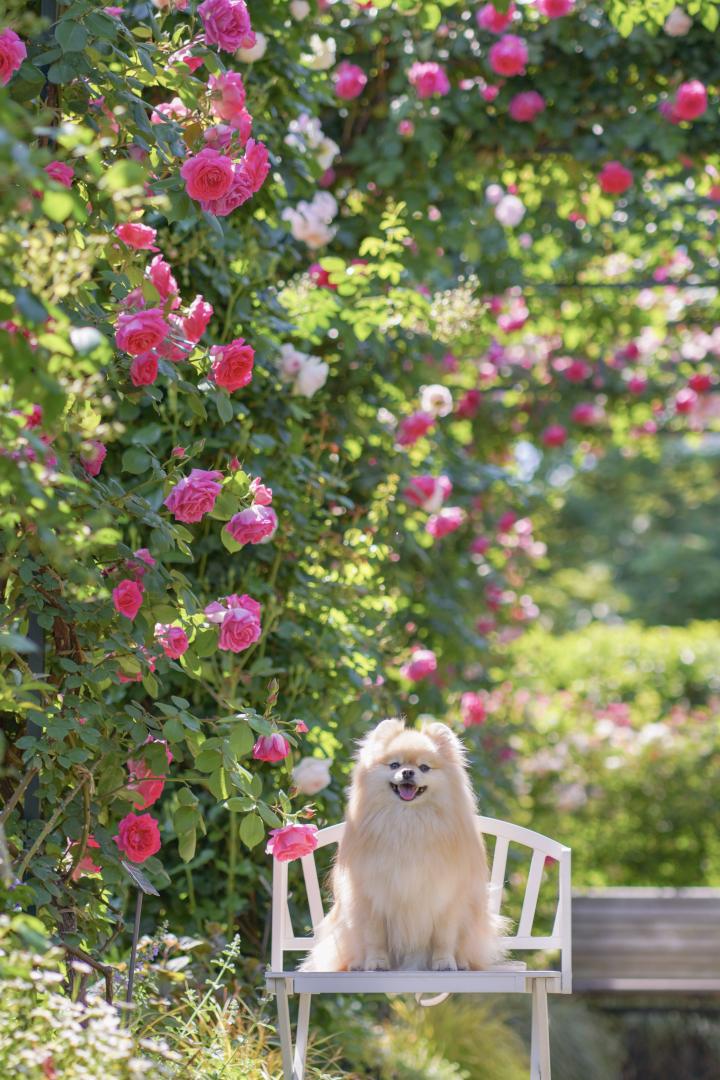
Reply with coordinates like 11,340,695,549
266,815,572,1080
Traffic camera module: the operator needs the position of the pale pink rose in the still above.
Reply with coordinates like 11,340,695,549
165,468,223,523
266,823,318,862
68,836,101,880
426,506,465,539
114,812,161,863
210,337,255,392
182,296,214,343
180,148,234,203
226,504,277,544
208,70,247,127
147,255,179,305
218,593,262,652
128,548,156,578
0,28,26,86
112,578,144,620
396,410,435,447
509,91,545,122
130,353,159,386
115,308,169,355
536,0,573,17
115,222,159,251
407,61,450,99
154,623,189,659
333,61,367,100
203,123,236,151
44,161,74,187
598,161,633,194
295,720,309,733
673,79,707,121
402,474,452,512
198,0,255,51
250,476,273,505
476,2,515,33
488,34,528,77
80,440,106,477
401,647,438,681
253,732,290,762
150,97,190,124
461,691,487,727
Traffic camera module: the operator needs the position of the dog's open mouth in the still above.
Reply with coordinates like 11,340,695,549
390,782,427,802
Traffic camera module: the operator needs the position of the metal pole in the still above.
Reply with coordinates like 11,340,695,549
125,890,144,1004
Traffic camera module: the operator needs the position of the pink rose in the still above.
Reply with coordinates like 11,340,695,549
164,468,224,523
210,337,255,392
266,823,318,862
147,255,179,305
456,389,482,418
397,119,415,137
253,733,291,763
130,353,159,386
193,140,269,217
476,2,515,33
509,90,545,122
180,148,234,203
0,28,26,87
44,161,74,188
151,97,190,125
396,410,435,447
571,402,602,426
401,647,437,681
115,308,169,356
114,812,161,863
128,548,156,578
407,61,450,99
402,474,452,512
688,373,712,393
536,0,574,17
541,424,567,447
675,387,697,413
115,222,159,251
154,623,189,659
461,691,487,727
69,836,101,881
209,70,247,127
250,476,273,505
226,504,277,544
333,61,368,100
80,440,106,477
598,161,633,194
112,578,144,620
198,0,255,51
216,593,262,652
182,296,214,343
127,737,172,810
673,79,707,122
426,506,465,539
488,34,528,77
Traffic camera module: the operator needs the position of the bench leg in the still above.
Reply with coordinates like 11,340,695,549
530,979,551,1080
294,993,311,1080
275,982,312,1080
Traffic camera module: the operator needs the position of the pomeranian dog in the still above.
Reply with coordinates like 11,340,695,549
302,717,505,972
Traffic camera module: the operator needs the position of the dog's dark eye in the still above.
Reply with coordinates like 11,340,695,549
419,764,430,773
388,761,400,770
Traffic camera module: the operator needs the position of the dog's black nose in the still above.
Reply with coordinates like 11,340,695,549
401,768,415,780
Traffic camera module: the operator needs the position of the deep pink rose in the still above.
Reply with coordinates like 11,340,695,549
226,504,278,544
182,296,214,343
80,440,106,477
426,506,465,539
598,161,633,194
488,34,528,77
673,80,707,121
461,691,487,727
216,593,262,652
401,647,437,681
571,402,602,426
209,70,247,127
476,2,515,33
536,0,573,16
333,61,368,100
198,0,255,51
148,255,179,305
112,578,144,620
130,353,159,387
154,623,189,659
180,148,234,203
253,733,291,763
402,474,452,512
193,140,269,217
407,61,450,99
396,410,435,447
309,263,336,290
541,424,568,447
69,835,101,881
266,823,318,862
675,387,697,413
114,812,161,863
456,389,482,418
115,222,159,251
115,308,169,356
688,373,712,393
250,476,273,505
210,337,255,392
509,91,545,122
0,29,26,86
44,161,74,188
127,737,172,810
164,468,223,523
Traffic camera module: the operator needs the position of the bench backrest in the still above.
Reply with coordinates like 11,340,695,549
271,815,572,992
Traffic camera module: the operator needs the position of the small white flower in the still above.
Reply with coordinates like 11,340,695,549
236,32,267,63
292,757,332,794
295,355,329,398
663,6,692,35
282,192,338,249
485,183,504,205
290,0,311,17
494,194,525,228
301,34,337,71
420,383,453,417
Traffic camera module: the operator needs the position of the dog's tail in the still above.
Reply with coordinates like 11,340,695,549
298,910,346,972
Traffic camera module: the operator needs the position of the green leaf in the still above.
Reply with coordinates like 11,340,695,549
226,796,255,812
227,723,254,758
216,392,234,424
220,528,243,554
173,805,197,834
239,812,264,849
257,802,282,828
178,828,197,863
100,160,146,193
55,21,88,53
121,447,151,475
121,861,160,896
207,767,230,800
42,190,75,223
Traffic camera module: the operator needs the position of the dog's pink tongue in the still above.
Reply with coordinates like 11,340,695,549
399,784,416,801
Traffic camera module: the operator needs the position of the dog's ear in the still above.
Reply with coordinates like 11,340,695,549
422,722,466,763
356,717,405,763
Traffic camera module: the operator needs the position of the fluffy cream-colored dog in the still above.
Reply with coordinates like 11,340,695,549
302,717,504,972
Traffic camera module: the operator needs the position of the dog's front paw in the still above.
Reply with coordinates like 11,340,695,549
431,955,458,971
364,953,390,971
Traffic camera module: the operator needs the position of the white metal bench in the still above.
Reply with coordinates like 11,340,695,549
266,815,572,1079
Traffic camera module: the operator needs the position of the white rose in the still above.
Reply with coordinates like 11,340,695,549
663,7,692,35
420,383,453,417
236,32,267,63
485,183,504,206
302,34,337,71
290,0,311,18
279,343,308,379
282,193,338,249
292,757,332,795
294,355,329,398
316,135,340,172
494,194,525,228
